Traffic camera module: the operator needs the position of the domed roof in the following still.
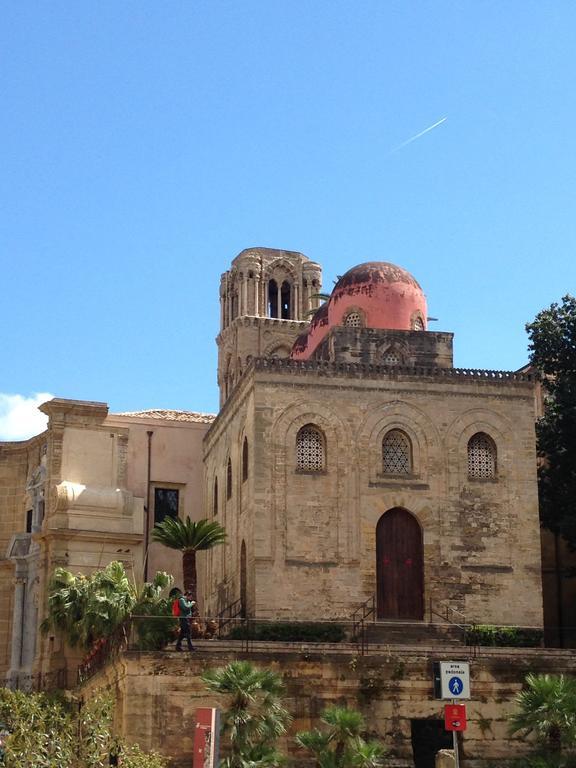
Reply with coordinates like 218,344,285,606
291,260,427,360
333,262,423,293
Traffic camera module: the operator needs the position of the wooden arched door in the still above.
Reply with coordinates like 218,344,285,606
376,508,424,620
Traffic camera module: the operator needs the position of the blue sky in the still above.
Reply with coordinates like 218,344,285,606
2,1,575,438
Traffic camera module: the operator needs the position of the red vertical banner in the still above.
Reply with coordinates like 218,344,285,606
194,707,221,768
444,704,467,732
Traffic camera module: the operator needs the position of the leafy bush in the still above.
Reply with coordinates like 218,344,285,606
0,688,168,768
466,625,543,648
228,622,346,643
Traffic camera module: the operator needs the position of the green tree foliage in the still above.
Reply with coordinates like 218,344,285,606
202,660,291,768
0,688,167,768
526,295,576,545
509,673,576,756
296,705,386,768
151,517,226,602
41,561,173,650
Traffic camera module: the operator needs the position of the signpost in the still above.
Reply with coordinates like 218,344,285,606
434,661,471,768
193,708,220,768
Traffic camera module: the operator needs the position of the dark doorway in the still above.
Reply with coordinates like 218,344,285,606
376,508,424,620
411,719,455,768
240,540,247,618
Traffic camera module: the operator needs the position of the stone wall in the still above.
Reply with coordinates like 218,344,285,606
79,643,576,768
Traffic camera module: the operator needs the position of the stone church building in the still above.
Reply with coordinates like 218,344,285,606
205,249,542,629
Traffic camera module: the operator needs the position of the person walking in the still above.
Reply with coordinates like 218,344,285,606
175,590,196,651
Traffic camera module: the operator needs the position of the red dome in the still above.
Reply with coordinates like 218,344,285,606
291,261,427,360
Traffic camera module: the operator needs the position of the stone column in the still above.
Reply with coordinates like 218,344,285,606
7,577,26,686
276,283,281,319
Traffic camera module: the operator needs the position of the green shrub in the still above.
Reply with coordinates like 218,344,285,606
466,625,544,648
228,622,346,643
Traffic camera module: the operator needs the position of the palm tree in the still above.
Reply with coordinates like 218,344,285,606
509,673,576,755
151,517,226,602
41,561,173,650
202,661,291,768
296,706,386,768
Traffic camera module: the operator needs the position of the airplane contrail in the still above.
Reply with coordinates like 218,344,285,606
392,116,447,152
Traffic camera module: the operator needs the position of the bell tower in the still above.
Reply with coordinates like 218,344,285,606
217,247,322,405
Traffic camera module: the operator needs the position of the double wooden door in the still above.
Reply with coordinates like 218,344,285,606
376,508,424,620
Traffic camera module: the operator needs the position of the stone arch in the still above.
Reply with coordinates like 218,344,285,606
445,408,514,487
358,400,440,485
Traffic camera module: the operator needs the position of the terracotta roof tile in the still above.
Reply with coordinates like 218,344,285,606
113,409,216,424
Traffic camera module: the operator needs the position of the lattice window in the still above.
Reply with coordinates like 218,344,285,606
344,312,362,328
382,350,401,365
468,433,497,479
296,425,325,471
382,430,412,474
413,316,425,331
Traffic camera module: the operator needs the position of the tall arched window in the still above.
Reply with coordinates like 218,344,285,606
213,477,218,516
468,432,497,479
281,280,292,319
242,437,249,482
268,279,278,318
296,424,326,472
227,458,233,499
382,430,412,475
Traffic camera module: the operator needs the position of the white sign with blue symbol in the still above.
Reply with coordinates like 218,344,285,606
439,662,470,700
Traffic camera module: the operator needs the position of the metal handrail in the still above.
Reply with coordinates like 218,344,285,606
351,594,375,656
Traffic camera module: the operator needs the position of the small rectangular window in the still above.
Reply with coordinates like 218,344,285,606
154,488,179,524
26,509,33,533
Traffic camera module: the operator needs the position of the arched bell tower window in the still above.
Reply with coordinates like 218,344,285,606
268,279,278,318
242,437,249,482
344,311,363,328
382,430,412,475
227,458,233,499
296,424,326,472
281,281,292,319
467,432,497,479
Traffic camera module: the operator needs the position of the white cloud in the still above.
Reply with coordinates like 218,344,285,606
0,393,54,441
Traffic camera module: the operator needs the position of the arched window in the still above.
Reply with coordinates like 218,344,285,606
382,430,412,475
227,458,233,499
344,311,362,328
413,316,425,331
296,424,326,472
468,433,497,479
281,280,291,319
268,279,278,318
213,477,218,516
242,437,249,482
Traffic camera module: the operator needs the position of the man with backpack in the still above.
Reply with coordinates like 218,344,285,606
171,588,196,651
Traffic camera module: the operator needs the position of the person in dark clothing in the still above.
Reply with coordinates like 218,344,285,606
175,591,196,651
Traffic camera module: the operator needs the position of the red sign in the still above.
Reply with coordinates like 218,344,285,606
193,707,220,768
444,703,467,731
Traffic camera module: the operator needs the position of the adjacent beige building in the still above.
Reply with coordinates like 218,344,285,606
0,399,212,686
